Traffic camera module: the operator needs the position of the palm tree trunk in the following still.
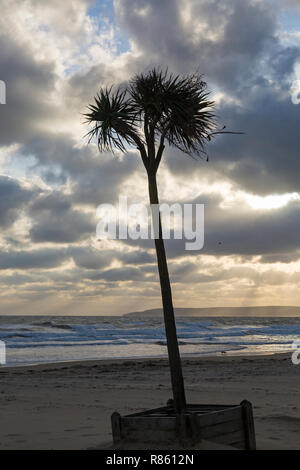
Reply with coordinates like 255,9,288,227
147,171,186,413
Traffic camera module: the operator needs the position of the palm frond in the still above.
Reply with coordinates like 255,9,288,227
85,68,241,163
84,87,141,153
129,68,219,158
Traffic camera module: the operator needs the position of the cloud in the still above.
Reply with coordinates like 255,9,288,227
113,0,300,199
0,175,35,228
114,0,277,91
0,0,299,312
28,192,95,243
283,0,300,8
0,248,68,270
88,265,145,282
17,133,139,205
115,191,300,263
209,85,300,195
0,28,57,146
69,245,154,270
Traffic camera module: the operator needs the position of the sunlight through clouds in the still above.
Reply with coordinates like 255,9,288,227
246,192,300,210
0,0,300,314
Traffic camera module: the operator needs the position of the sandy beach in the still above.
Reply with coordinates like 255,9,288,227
0,352,299,450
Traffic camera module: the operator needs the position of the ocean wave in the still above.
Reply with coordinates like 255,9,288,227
1,315,299,366
32,321,73,330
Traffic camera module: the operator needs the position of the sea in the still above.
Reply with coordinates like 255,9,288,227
0,315,299,367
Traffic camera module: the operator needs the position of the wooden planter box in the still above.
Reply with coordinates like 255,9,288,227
111,400,256,449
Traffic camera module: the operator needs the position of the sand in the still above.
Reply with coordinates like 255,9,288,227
0,352,299,450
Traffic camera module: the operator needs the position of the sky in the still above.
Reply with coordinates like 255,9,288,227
0,0,300,315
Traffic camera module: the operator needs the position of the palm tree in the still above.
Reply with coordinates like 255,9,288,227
85,68,232,413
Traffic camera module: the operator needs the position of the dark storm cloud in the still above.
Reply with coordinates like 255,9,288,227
29,192,94,243
30,192,71,213
0,31,57,145
0,175,35,228
114,0,277,90
202,199,300,258
115,193,300,262
163,197,300,261
19,133,93,177
29,211,93,244
0,0,299,306
19,133,139,205
69,245,154,270
13,0,299,266
210,89,300,195
67,63,113,106
115,0,300,195
71,150,138,206
68,246,111,269
0,248,68,270
120,249,154,265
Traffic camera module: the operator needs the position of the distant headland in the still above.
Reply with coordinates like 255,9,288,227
123,306,300,317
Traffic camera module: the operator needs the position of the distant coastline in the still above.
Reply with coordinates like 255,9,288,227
124,306,300,317
0,306,300,318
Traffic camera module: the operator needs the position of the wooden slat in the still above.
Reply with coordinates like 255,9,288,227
116,402,255,450
111,412,122,444
123,408,242,430
123,416,176,431
187,404,237,409
231,440,246,450
195,406,242,427
125,406,169,417
241,400,256,450
211,430,245,446
122,407,243,431
121,420,176,443
200,419,244,440
125,403,238,417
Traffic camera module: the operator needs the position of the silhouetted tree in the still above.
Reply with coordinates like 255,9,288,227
85,68,235,412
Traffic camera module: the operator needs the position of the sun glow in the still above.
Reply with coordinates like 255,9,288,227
246,192,300,210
